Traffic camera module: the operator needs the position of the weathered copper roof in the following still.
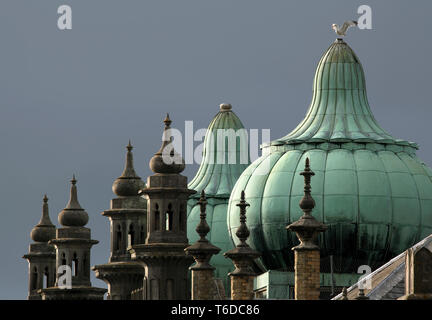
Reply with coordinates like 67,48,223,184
269,39,417,148
227,39,432,273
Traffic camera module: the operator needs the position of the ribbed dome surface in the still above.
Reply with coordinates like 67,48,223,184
227,39,432,273
187,104,250,284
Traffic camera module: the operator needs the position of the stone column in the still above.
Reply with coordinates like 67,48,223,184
224,191,261,300
185,191,221,300
287,158,327,300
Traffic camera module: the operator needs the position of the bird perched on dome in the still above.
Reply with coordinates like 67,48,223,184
331,21,358,36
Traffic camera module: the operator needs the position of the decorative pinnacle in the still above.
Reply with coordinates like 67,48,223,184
163,113,172,128
71,174,77,186
235,190,251,246
30,194,55,242
220,103,232,111
355,288,369,300
149,113,185,174
196,190,211,242
66,175,81,209
286,158,327,250
341,287,348,300
59,175,89,227
299,157,316,215
127,139,133,152
40,194,52,225
120,140,139,178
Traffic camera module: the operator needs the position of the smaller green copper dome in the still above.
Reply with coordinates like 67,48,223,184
188,103,250,285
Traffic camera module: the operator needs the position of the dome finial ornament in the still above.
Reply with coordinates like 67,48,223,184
58,176,89,227
164,113,172,128
195,190,211,242
332,20,358,37
287,158,327,250
112,141,144,197
235,191,251,246
219,103,232,112
299,157,316,215
149,114,185,174
127,139,133,152
30,194,56,242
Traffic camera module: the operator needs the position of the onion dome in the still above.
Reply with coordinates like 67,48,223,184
58,175,89,227
227,39,432,274
187,103,250,285
112,141,145,197
149,114,185,174
30,195,56,242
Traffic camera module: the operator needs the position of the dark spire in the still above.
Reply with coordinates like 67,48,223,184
149,114,185,174
235,190,251,246
287,158,327,250
58,175,89,227
223,190,261,276
30,195,56,242
185,190,221,269
299,157,315,215
120,140,139,178
112,140,144,197
196,190,211,242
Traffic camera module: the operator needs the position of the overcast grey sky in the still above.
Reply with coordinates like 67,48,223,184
1,1,431,299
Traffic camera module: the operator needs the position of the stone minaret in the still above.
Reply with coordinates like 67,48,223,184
224,191,261,300
185,191,221,300
130,114,196,300
23,195,56,300
287,158,327,300
92,141,146,300
40,176,106,300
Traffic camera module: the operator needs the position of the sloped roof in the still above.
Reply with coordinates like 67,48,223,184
332,233,432,300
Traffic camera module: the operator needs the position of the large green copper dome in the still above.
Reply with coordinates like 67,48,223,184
188,104,250,284
227,39,432,273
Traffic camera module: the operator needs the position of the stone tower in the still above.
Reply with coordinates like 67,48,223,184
130,114,196,300
23,195,56,300
40,176,106,300
92,141,146,300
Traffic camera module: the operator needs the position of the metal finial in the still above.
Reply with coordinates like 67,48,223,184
299,157,315,215
196,190,211,242
43,194,48,203
235,190,251,245
71,174,77,185
220,103,232,111
163,113,172,128
127,139,133,152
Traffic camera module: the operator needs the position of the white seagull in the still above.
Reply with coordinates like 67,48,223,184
332,21,358,36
